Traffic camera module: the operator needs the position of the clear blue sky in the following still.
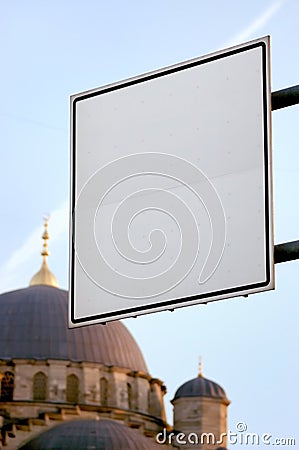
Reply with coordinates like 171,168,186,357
1,1,299,447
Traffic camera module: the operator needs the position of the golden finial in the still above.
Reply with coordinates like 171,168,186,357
41,215,50,258
198,356,203,377
29,217,58,287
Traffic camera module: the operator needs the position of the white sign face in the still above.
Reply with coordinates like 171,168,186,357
69,36,274,327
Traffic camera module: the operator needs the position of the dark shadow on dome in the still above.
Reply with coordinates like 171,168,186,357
0,285,148,373
19,418,163,450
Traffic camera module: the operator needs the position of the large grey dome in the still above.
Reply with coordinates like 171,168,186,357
0,285,148,373
19,419,163,450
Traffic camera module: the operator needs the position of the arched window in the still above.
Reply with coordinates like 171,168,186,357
33,372,47,401
127,383,132,409
66,374,79,403
0,372,14,401
100,377,108,406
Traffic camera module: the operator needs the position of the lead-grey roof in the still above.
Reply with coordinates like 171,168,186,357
173,376,227,400
18,419,163,450
0,285,148,372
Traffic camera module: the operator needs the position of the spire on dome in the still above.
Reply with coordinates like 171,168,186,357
29,217,58,287
198,356,203,377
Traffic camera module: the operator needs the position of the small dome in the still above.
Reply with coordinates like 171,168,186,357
19,419,163,450
0,285,148,372
173,376,228,401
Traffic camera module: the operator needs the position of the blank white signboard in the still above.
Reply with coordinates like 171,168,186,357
69,36,274,327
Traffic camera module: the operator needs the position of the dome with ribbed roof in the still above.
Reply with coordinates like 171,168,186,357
173,375,228,401
19,419,163,450
0,285,148,372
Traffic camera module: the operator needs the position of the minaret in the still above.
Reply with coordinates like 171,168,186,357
29,217,58,287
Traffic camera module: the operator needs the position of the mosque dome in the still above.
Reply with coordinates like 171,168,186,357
19,419,163,450
0,218,148,372
0,284,148,372
173,375,228,401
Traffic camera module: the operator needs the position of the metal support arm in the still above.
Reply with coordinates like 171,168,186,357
271,86,299,264
274,241,299,264
271,85,299,110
